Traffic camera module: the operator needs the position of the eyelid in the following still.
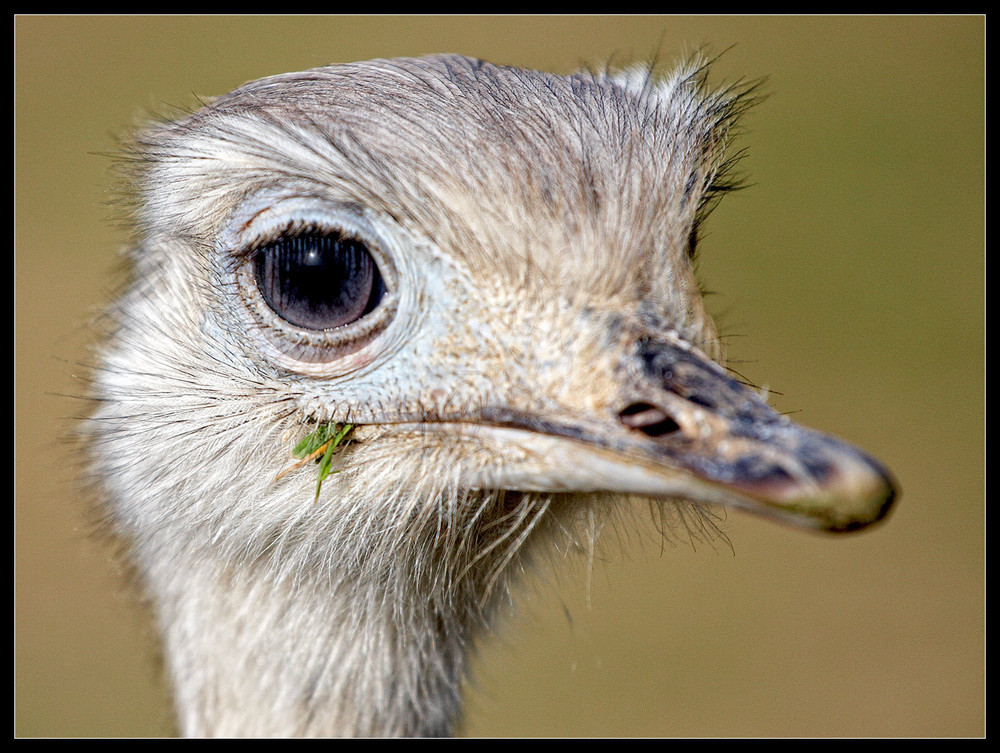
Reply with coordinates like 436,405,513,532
223,195,375,260
239,219,333,260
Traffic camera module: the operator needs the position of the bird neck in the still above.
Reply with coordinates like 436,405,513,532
145,547,478,737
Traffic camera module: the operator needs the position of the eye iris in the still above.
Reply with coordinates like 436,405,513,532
254,232,385,330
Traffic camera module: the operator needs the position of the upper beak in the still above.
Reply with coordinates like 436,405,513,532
459,330,897,534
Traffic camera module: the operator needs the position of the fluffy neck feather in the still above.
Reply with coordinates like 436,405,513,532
145,541,472,736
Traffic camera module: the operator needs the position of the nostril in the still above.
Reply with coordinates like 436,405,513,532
618,402,682,438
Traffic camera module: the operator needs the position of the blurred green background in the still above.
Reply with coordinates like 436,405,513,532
15,16,983,737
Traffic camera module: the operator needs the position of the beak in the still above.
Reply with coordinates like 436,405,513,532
459,331,897,534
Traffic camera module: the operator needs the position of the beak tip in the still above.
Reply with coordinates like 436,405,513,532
815,454,900,534
731,437,900,535
853,466,900,531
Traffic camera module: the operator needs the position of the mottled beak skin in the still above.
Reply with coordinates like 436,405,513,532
470,329,897,534
619,331,898,532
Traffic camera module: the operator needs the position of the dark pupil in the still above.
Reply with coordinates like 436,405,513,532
254,232,385,330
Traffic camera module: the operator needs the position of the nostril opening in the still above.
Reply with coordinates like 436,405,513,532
618,402,682,438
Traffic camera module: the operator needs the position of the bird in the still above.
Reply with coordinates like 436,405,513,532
83,53,897,737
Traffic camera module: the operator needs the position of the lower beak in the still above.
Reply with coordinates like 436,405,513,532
460,331,897,534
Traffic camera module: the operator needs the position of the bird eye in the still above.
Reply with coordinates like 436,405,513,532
254,231,386,331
